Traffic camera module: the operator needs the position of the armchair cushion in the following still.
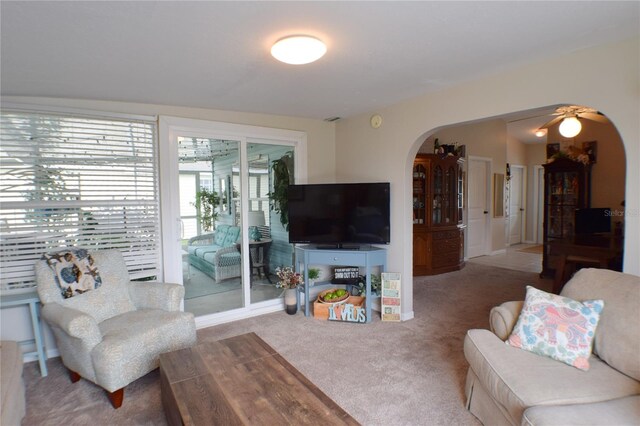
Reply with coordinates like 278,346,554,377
222,226,241,246
43,248,103,299
522,395,640,426
561,268,640,381
464,329,640,424
94,309,196,392
128,281,184,311
506,286,603,370
214,225,230,245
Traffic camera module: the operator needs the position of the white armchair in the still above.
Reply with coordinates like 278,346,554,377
35,249,196,408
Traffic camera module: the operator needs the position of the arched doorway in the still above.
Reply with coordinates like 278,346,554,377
411,104,626,276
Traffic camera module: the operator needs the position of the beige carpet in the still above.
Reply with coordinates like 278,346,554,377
21,263,552,425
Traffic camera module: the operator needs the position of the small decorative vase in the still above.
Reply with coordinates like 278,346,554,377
284,288,298,315
249,226,261,241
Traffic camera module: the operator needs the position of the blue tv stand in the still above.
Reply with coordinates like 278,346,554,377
294,245,387,323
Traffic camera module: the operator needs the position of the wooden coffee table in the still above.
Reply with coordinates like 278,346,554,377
159,332,358,425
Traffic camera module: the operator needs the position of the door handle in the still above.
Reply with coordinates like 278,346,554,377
177,219,184,241
520,208,525,211
483,211,488,214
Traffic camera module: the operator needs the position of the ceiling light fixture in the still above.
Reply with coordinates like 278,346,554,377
271,35,326,65
559,116,582,138
535,129,546,138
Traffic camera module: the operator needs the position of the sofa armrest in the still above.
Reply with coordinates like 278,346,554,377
41,303,102,347
188,232,215,246
489,301,524,341
128,281,184,311
214,245,241,266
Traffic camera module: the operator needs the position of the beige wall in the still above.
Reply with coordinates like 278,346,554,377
507,134,527,165
336,37,639,320
1,97,337,183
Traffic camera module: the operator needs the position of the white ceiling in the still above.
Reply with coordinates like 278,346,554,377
1,1,638,142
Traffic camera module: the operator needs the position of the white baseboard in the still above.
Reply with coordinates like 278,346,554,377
523,240,536,244
195,302,284,329
491,249,507,256
401,311,415,321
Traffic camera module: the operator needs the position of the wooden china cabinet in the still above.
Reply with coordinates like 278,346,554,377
541,157,591,277
413,154,465,275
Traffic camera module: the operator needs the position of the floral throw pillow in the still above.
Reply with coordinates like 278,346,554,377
43,248,102,299
506,286,604,370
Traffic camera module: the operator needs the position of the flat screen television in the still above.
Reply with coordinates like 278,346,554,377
575,208,611,234
288,182,390,247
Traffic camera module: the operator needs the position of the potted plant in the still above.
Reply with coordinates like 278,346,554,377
307,267,321,284
275,266,303,315
352,274,381,297
267,152,294,230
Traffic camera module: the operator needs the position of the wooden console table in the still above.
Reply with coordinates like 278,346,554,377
294,245,387,323
159,332,357,425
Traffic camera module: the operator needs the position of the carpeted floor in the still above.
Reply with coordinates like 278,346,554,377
21,263,552,425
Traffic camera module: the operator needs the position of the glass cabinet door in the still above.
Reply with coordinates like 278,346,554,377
432,165,443,224
457,163,464,224
546,170,580,239
444,165,456,224
413,163,427,224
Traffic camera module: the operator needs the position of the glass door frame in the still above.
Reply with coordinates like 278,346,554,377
158,116,307,325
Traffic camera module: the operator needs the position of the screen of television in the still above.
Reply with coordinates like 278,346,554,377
575,208,611,234
287,182,390,245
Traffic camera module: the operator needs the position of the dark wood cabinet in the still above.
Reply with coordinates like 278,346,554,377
541,158,591,277
413,154,465,276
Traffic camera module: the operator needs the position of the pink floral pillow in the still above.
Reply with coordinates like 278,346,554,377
507,286,604,370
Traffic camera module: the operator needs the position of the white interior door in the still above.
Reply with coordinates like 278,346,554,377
467,158,491,258
508,166,525,245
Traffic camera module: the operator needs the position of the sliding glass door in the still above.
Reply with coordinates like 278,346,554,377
159,117,305,321
178,137,243,316
246,141,295,305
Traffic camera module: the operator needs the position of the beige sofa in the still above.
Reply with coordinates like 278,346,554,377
464,268,640,425
0,341,26,425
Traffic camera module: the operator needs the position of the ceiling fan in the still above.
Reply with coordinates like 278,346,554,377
539,105,610,138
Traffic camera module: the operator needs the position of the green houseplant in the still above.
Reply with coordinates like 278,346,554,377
352,274,381,297
193,188,220,232
307,268,321,283
268,152,294,230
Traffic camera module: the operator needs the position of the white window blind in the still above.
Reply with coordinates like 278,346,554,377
0,110,160,292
